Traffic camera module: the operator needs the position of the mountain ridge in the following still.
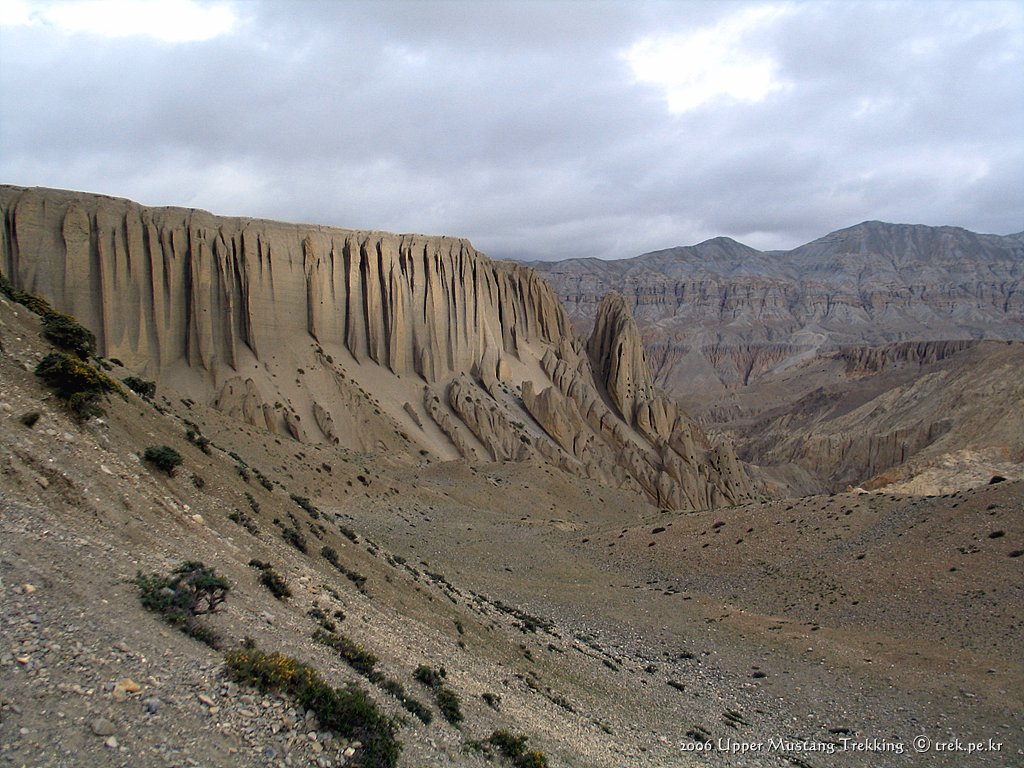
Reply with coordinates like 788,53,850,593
532,219,1024,398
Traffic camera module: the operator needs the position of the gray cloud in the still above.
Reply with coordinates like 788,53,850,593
1,0,1021,261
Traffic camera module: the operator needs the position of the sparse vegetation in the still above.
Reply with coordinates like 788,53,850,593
143,445,183,476
321,545,367,591
469,730,550,767
413,665,461,725
228,508,259,535
412,665,445,689
35,351,123,420
312,629,379,675
281,525,308,553
123,375,156,399
132,561,229,648
375,677,432,725
225,643,400,767
436,687,463,726
185,428,212,455
249,560,292,600
41,311,96,359
290,493,320,518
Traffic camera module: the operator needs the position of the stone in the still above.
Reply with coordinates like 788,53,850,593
90,718,116,737
112,678,141,699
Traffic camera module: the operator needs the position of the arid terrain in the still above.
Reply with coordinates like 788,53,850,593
2,187,1022,767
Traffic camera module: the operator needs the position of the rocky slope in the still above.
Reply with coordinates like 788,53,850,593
531,222,1024,396
2,295,1021,768
0,185,752,512
688,340,1024,495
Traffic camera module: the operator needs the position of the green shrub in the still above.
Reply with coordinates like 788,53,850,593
282,526,308,553
35,351,123,420
224,644,400,767
412,665,445,689
228,509,258,535
248,560,292,600
184,428,212,455
143,445,183,476
0,270,55,316
472,730,551,768
321,546,367,592
313,629,378,675
41,312,96,359
401,696,433,725
253,468,274,491
132,561,229,648
376,678,432,725
412,665,460,725
123,375,156,399
290,493,320,518
436,687,463,726
308,606,337,632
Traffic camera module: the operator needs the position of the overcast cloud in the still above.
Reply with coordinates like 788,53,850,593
1,0,1021,260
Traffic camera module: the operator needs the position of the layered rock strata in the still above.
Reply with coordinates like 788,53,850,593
1,185,752,511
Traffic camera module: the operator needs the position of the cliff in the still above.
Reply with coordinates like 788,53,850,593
0,185,753,511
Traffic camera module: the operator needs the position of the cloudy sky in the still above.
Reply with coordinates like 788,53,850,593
1,0,1021,260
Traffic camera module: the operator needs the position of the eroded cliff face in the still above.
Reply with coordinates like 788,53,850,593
0,185,753,511
1,186,566,384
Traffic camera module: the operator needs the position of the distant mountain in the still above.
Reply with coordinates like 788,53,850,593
531,221,1024,398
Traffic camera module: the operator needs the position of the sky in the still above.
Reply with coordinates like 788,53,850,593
1,0,1022,261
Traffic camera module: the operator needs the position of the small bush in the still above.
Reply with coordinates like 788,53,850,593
123,375,156,399
412,665,445,689
225,644,400,768
436,687,463,726
253,468,273,491
249,560,292,600
185,428,211,455
228,509,259,535
290,493,320,518
401,696,433,725
19,411,40,428
472,730,550,768
308,606,337,632
0,270,57,317
132,561,229,648
144,445,183,476
41,312,97,359
282,526,308,553
35,351,123,420
321,546,367,592
313,629,378,675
